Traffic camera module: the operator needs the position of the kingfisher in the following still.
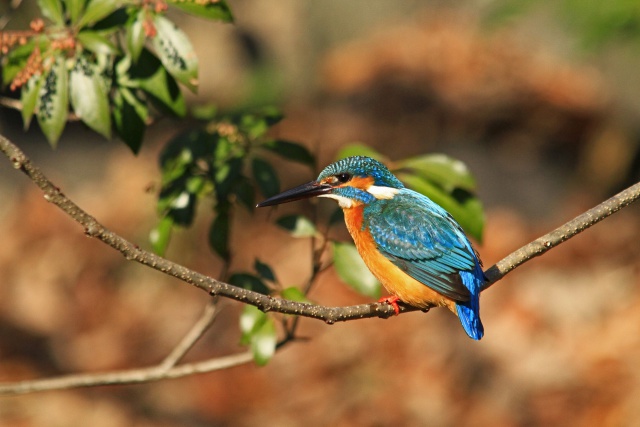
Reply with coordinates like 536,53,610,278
257,156,486,340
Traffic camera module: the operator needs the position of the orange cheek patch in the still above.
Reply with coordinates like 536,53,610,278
341,176,374,191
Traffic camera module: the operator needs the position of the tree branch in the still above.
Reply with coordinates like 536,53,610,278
0,134,405,322
1,133,640,321
0,351,254,395
1,132,640,395
482,181,640,289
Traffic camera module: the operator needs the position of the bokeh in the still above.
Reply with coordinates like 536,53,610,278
1,1,640,426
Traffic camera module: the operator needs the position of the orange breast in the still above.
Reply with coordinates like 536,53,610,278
343,206,456,312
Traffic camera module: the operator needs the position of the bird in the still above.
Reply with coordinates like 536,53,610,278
257,155,486,340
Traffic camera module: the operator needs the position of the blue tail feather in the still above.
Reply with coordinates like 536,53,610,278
456,270,485,340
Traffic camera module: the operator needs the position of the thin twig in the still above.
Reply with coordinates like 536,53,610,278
0,299,248,396
0,97,81,121
0,96,22,111
482,183,640,288
158,300,220,371
0,351,254,396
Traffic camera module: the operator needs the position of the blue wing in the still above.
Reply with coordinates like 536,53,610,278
363,189,481,302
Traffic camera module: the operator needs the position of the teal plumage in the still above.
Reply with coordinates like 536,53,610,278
318,156,404,188
363,190,485,339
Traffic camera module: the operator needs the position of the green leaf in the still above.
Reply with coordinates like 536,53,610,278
77,31,119,55
168,0,233,22
232,176,255,211
281,287,310,303
115,54,132,84
157,174,194,213
38,0,64,25
397,154,476,192
212,136,232,164
252,157,279,198
63,0,85,24
78,0,120,27
258,106,284,126
131,49,186,116
3,40,36,86
235,107,281,139
336,144,386,162
254,259,276,282
127,8,146,62
186,175,205,194
37,56,69,147
397,173,485,243
262,140,315,167
276,214,317,238
113,87,146,153
70,56,111,138
229,273,270,295
250,316,276,366
209,210,230,260
152,15,198,91
120,86,148,119
240,304,265,345
21,74,44,130
191,103,217,120
332,242,380,298
166,190,196,226
159,128,215,174
90,7,128,30
149,216,173,256
214,156,243,200
239,305,277,365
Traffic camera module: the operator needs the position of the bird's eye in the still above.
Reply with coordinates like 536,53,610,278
335,173,352,183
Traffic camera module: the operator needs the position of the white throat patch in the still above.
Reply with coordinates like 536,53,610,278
318,193,353,208
366,185,399,200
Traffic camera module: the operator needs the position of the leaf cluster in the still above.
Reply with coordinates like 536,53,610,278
1,0,233,148
151,106,319,363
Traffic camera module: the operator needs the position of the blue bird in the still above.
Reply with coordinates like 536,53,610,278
257,156,486,339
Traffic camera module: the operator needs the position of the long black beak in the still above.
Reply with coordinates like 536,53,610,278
256,181,333,207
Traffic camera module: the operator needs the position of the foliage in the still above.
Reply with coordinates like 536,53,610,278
152,107,317,364
332,241,380,298
0,1,486,367
0,0,233,148
484,0,640,50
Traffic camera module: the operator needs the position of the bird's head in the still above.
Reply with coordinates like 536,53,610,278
257,156,404,209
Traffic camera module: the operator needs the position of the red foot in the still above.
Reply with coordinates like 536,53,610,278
378,296,400,315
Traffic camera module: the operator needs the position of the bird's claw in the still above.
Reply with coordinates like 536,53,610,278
378,296,400,316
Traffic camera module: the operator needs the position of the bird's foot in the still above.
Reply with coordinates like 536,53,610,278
378,296,400,316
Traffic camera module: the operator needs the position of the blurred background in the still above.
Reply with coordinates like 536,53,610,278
1,0,640,426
